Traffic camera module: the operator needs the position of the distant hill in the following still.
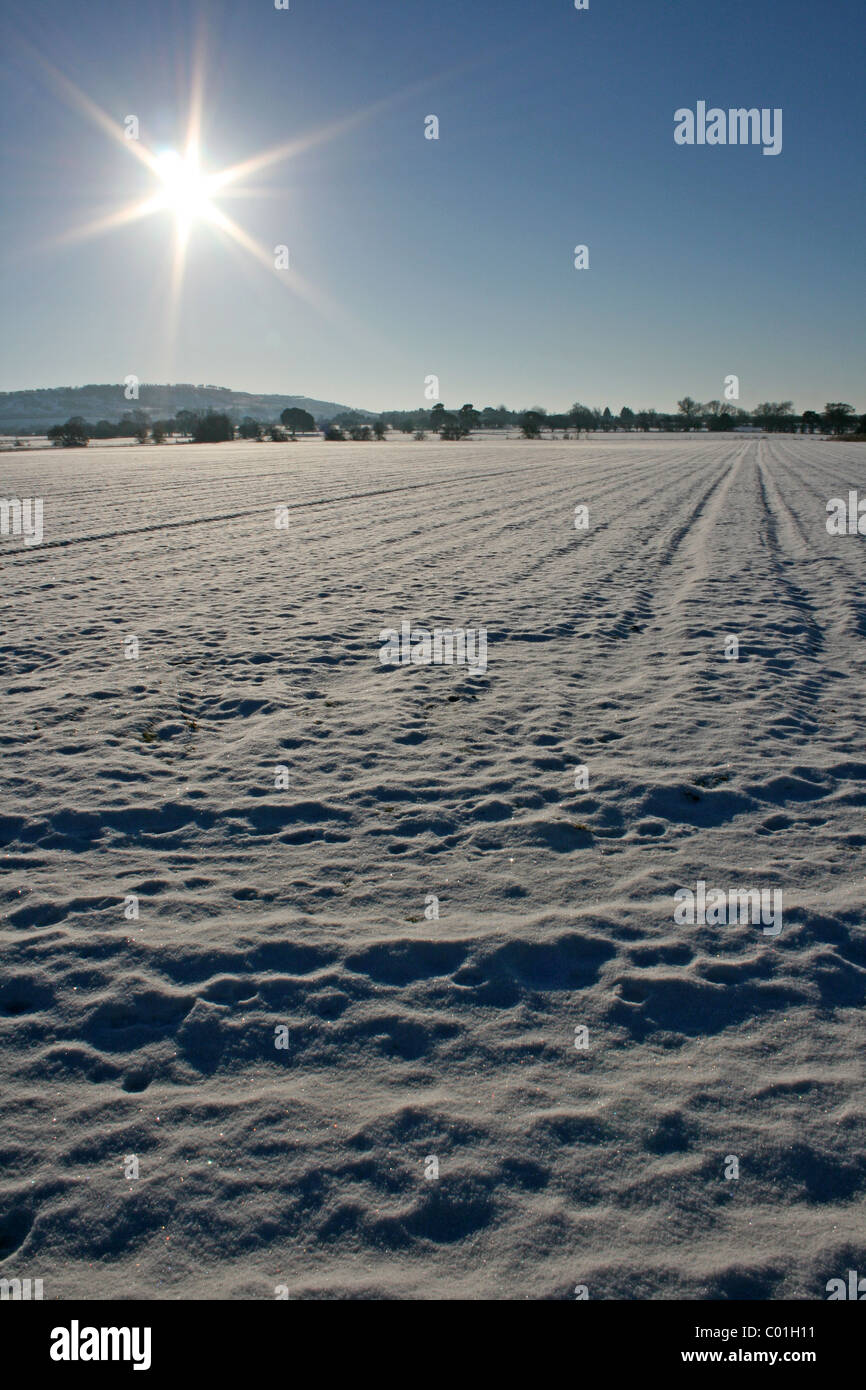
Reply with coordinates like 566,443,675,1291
0,384,374,431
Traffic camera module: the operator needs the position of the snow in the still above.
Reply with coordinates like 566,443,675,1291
1,434,865,1298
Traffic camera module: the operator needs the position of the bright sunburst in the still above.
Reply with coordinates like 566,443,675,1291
35,42,379,345
26,33,456,365
152,148,218,230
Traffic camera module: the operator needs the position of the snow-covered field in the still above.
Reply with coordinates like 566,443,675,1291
2,434,865,1300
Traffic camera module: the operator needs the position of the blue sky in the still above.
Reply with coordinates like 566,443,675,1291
1,0,863,413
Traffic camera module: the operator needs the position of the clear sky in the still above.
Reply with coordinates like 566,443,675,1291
1,0,863,413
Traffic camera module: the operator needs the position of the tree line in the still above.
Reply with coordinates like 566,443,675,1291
43,398,864,447
382,400,862,439
46,406,320,447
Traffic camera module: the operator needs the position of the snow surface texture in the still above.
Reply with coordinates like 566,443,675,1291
1,434,865,1299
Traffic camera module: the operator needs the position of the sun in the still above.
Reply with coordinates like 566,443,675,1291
153,148,217,229
34,42,414,342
